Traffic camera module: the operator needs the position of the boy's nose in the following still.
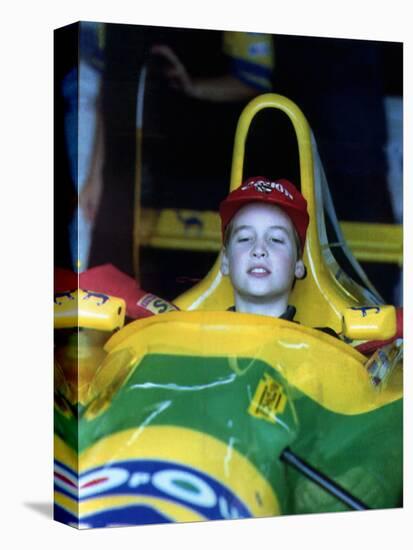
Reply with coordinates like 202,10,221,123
252,250,267,258
251,243,268,258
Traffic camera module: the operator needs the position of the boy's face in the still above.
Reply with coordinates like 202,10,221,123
221,203,305,303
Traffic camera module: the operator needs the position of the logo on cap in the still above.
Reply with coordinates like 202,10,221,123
241,179,294,200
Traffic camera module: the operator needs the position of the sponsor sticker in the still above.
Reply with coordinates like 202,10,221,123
54,458,251,527
248,373,287,423
137,294,178,315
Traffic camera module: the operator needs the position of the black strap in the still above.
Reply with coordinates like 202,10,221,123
227,304,296,320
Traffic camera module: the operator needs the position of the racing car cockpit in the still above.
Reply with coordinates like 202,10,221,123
54,94,403,529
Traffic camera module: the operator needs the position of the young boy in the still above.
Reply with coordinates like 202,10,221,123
219,176,309,320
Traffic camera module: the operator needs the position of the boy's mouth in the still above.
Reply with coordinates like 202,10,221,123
248,266,271,277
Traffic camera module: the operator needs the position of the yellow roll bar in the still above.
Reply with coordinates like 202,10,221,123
174,94,385,333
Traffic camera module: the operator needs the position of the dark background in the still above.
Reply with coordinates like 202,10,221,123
55,22,403,304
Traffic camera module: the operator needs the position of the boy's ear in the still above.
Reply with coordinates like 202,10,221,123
221,249,230,276
295,259,306,280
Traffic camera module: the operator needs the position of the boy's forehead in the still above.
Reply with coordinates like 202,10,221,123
231,202,294,228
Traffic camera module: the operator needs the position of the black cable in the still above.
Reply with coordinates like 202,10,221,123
280,448,370,511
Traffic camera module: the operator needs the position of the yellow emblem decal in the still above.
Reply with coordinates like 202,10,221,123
248,373,287,423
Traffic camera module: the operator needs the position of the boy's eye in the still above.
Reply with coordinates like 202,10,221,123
236,231,252,243
270,237,284,243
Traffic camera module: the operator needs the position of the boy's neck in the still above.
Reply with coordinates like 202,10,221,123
234,294,289,318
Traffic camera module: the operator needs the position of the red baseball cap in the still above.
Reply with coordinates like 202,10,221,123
219,176,309,250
